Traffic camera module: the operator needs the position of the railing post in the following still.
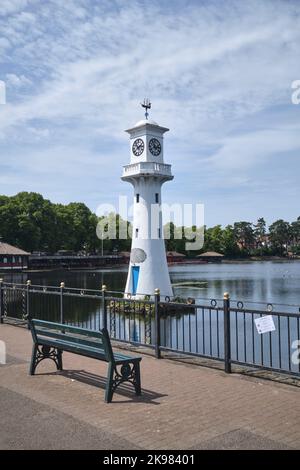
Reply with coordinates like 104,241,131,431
0,279,3,324
102,284,107,330
154,288,161,359
60,282,65,325
223,292,231,373
26,280,31,329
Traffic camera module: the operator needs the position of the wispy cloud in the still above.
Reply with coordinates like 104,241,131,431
0,0,299,225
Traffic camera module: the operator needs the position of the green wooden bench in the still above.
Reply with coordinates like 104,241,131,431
28,319,142,403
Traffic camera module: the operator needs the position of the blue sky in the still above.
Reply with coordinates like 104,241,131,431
0,0,299,227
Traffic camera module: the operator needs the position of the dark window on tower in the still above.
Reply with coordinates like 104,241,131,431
136,194,140,203
155,193,159,203
158,228,161,238
135,228,139,238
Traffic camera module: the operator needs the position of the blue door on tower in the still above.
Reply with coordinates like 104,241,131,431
132,266,140,295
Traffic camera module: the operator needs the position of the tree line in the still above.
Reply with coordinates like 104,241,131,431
0,192,131,254
0,192,299,257
170,217,300,258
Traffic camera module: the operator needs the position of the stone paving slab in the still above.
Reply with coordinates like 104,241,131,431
0,386,139,450
0,324,299,450
194,429,292,450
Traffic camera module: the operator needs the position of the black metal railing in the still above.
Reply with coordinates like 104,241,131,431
0,279,299,377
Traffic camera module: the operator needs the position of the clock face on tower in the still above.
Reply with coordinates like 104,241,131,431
149,138,161,156
132,138,144,156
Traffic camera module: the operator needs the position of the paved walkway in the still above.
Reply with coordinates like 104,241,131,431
0,324,299,450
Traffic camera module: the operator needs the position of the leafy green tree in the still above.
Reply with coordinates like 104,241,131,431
0,197,19,246
52,203,76,252
0,191,298,260
210,225,223,252
164,222,176,251
9,192,56,252
221,225,240,257
97,212,132,253
254,217,266,245
66,202,95,252
164,223,187,253
233,221,255,252
269,219,290,256
290,217,300,248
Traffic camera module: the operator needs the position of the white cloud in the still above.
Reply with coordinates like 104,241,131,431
6,73,32,87
0,36,11,51
0,1,298,133
210,125,300,171
0,0,29,17
0,0,299,224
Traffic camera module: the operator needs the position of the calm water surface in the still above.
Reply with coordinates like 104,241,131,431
2,260,300,307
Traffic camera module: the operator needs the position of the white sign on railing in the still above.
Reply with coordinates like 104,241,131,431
254,315,276,334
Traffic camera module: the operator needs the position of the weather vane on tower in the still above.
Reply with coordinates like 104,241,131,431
141,98,151,120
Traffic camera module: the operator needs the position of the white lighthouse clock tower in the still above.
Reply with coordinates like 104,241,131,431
122,100,173,298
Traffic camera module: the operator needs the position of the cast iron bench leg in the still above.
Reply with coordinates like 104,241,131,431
134,360,141,396
29,344,38,375
105,362,114,403
57,349,63,371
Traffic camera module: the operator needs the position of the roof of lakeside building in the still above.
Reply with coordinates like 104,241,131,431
167,251,186,257
197,251,224,257
0,242,30,256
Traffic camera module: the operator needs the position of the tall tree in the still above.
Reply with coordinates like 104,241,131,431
233,221,255,251
254,217,266,244
269,219,290,256
289,216,300,253
11,192,56,252
254,217,267,254
221,225,239,257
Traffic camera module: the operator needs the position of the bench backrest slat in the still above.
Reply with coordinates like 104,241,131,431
29,319,114,362
34,328,105,351
31,320,104,338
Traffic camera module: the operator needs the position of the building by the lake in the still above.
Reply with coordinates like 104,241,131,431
0,242,30,271
197,251,224,263
167,251,186,264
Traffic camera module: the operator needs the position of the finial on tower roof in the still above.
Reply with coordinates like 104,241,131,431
141,98,151,120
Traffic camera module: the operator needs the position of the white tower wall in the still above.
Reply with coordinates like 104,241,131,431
122,118,173,299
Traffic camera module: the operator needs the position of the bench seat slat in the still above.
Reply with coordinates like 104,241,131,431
37,337,108,360
114,354,141,364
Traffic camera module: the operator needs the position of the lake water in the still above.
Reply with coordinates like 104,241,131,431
2,260,300,308
2,260,299,374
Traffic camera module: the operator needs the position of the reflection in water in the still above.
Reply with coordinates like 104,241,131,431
168,261,300,307
2,261,300,306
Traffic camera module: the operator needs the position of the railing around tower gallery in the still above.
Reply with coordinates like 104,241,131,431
0,279,299,379
122,162,172,177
